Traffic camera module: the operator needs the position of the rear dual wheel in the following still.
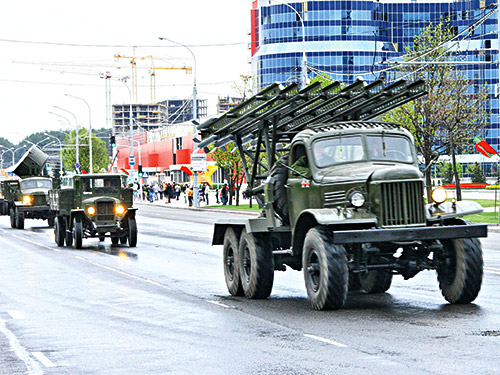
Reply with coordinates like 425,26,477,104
54,216,65,247
73,217,83,249
223,227,244,296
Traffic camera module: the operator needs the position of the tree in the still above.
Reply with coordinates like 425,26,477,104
211,143,245,206
437,161,462,185
382,20,489,200
62,127,109,173
468,162,486,183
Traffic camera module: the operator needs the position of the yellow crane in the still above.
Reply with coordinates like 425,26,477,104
114,50,192,103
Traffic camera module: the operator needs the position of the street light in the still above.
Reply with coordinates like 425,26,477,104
0,145,13,168
268,0,308,88
12,145,27,165
52,106,80,171
118,77,135,180
65,94,93,173
158,36,200,207
44,133,64,172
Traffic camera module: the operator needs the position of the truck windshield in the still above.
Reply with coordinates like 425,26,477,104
20,179,52,190
313,136,365,167
366,135,413,162
81,177,120,194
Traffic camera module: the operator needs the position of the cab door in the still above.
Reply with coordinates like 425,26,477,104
287,143,311,228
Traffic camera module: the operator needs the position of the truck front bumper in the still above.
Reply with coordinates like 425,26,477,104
332,224,487,244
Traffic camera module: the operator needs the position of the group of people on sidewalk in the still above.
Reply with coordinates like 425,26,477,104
132,181,232,207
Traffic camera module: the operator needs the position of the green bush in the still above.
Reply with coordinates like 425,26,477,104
468,162,486,183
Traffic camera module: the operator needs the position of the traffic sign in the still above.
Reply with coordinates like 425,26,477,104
75,162,80,169
142,171,149,178
129,156,136,166
191,153,207,172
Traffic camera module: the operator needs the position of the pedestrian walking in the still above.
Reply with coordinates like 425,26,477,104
215,186,220,204
221,183,228,205
187,185,194,206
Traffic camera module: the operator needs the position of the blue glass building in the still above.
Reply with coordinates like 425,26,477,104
250,0,499,156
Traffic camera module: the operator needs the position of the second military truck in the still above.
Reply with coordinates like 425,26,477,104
198,79,487,310
50,173,137,249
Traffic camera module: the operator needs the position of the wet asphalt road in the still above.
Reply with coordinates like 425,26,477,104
0,205,499,375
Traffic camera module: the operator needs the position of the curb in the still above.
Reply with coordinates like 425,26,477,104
134,201,261,216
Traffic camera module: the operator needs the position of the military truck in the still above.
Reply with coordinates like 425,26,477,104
4,146,55,229
49,173,137,249
198,79,487,310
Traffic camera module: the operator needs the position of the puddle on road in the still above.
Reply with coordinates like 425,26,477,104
96,244,138,260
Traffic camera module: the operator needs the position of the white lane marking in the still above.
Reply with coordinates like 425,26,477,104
484,266,500,275
207,300,232,309
0,318,43,374
7,311,25,319
147,227,212,239
304,333,348,348
11,234,61,252
32,352,56,368
74,256,163,287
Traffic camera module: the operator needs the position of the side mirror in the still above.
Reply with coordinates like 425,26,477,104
423,151,440,173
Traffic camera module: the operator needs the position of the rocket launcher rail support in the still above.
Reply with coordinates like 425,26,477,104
198,78,426,199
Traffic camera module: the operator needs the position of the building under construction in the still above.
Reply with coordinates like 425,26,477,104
113,99,207,135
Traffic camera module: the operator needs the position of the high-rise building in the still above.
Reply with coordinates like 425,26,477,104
250,0,499,153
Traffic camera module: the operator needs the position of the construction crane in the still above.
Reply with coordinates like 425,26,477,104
114,50,191,103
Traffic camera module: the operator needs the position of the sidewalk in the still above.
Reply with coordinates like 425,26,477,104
133,194,261,216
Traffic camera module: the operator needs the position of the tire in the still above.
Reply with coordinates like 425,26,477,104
9,208,16,228
223,227,244,296
111,236,119,245
15,209,24,230
348,272,362,292
54,216,65,247
437,237,483,304
120,236,128,244
270,154,290,225
98,236,105,242
65,223,73,247
359,270,393,294
73,217,83,249
302,226,348,310
128,217,137,247
47,216,55,227
238,229,274,299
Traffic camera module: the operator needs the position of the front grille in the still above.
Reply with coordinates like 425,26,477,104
96,202,114,221
324,191,346,207
32,194,47,206
379,181,425,227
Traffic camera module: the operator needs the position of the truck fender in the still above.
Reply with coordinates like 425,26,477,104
292,209,377,257
126,207,138,219
212,223,245,246
426,200,483,222
69,209,85,226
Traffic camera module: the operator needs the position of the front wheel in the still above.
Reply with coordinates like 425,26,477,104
9,208,16,228
302,226,348,310
15,209,24,229
223,227,244,296
73,218,83,249
54,216,65,247
47,216,55,227
128,217,137,247
238,230,274,299
437,237,483,304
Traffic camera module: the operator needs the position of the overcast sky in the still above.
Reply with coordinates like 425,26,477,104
0,0,252,143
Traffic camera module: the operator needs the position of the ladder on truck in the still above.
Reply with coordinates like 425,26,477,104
198,78,426,199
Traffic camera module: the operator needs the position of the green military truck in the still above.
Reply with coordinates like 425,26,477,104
4,146,55,229
198,79,487,310
49,173,138,249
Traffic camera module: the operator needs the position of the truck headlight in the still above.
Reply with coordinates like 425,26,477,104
431,187,447,205
86,206,96,216
22,195,33,205
349,191,365,208
115,205,125,215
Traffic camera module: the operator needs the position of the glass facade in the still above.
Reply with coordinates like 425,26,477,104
251,0,499,151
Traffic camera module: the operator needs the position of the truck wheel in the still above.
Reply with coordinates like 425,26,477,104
238,229,274,299
303,226,348,310
15,209,24,229
47,217,55,227
128,217,137,247
270,154,290,225
54,216,65,247
223,227,244,296
98,236,105,242
359,270,393,293
120,236,128,244
348,272,362,291
111,236,119,245
65,226,73,247
73,218,83,249
437,237,483,304
9,208,16,228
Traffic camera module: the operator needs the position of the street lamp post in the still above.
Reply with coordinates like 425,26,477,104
53,106,80,171
12,145,27,165
118,78,135,180
158,36,200,207
44,133,64,172
269,0,307,88
65,94,93,173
